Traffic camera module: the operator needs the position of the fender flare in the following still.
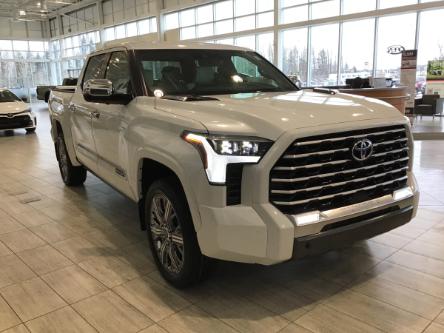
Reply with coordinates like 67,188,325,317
134,147,203,231
50,111,82,167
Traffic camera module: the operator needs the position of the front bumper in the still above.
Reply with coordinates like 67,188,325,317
0,112,36,131
292,205,413,259
198,180,418,265
195,119,418,265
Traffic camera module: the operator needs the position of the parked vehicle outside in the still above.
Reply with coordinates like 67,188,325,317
49,39,419,288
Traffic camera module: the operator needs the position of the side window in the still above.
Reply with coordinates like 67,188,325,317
106,51,131,95
82,53,109,87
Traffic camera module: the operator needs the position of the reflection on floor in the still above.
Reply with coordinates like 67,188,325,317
0,102,443,333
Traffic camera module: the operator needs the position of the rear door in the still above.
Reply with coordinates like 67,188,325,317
70,52,109,171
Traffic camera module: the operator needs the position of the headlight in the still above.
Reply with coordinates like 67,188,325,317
182,132,273,184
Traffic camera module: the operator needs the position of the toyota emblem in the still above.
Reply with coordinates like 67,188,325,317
352,139,373,161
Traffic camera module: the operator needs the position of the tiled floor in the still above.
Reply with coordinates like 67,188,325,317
412,116,444,133
0,102,443,333
412,116,444,140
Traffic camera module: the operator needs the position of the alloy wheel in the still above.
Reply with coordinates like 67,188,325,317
58,138,69,181
150,193,184,274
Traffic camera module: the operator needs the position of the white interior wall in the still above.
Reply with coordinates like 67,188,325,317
48,0,209,38
0,17,45,39
62,5,98,34
163,0,209,10
102,0,157,26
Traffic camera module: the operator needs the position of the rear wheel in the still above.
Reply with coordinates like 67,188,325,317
146,178,207,288
26,128,36,134
56,134,86,186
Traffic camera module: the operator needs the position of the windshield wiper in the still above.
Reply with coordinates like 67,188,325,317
162,94,220,102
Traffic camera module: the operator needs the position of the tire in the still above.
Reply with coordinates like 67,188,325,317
56,134,87,186
4,130,14,136
45,92,50,103
145,178,207,288
26,128,36,134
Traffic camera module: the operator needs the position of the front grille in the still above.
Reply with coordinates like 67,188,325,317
0,115,33,130
269,125,409,215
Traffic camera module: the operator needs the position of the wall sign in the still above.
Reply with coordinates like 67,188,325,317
387,45,405,55
400,49,417,109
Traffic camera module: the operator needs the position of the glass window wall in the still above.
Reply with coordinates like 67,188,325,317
281,28,308,86
0,40,51,101
342,0,376,14
169,0,274,40
310,23,339,86
376,13,416,83
417,9,444,93
340,19,375,84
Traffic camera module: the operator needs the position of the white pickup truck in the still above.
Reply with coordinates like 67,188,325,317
49,39,419,288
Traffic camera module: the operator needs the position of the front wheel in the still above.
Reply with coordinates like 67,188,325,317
146,178,207,288
56,134,87,186
26,127,36,134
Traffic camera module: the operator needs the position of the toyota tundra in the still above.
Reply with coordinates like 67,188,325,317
48,39,419,287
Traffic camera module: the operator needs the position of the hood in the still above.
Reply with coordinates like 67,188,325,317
155,90,405,140
0,101,30,115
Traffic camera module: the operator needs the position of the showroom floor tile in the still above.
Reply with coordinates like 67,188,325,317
0,103,443,332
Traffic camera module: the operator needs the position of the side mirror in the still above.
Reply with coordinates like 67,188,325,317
83,79,132,104
83,79,113,99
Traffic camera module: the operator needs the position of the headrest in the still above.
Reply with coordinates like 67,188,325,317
196,66,215,85
142,69,154,88
162,66,182,76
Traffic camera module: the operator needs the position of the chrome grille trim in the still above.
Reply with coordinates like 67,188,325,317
372,138,408,147
371,148,409,158
283,148,349,159
272,176,408,206
294,128,405,146
273,159,350,171
271,157,409,183
269,125,409,215
271,167,408,194
273,147,408,171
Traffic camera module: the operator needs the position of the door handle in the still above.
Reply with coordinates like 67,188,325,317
71,104,94,116
91,111,100,119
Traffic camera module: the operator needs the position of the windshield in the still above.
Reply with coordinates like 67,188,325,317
136,49,297,96
0,90,21,103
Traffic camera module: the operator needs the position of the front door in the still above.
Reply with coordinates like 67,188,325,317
91,51,133,196
70,53,109,170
